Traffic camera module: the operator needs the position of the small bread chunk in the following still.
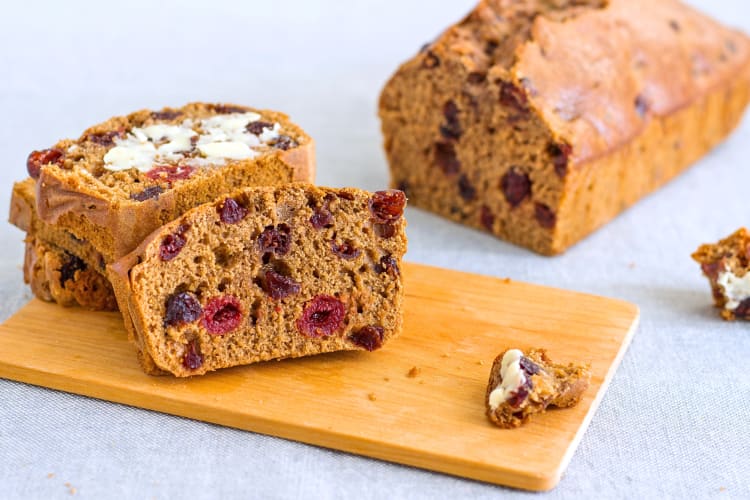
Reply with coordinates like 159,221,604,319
108,184,407,377
692,228,750,320
24,238,117,311
485,348,590,429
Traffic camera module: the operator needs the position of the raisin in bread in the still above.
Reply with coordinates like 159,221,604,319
24,237,117,311
486,348,590,428
108,184,407,376
692,228,750,320
33,102,315,262
379,0,750,255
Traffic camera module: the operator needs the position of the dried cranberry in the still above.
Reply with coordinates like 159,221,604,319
458,174,476,201
501,168,531,207
310,206,334,229
164,291,202,326
374,255,399,278
87,130,123,146
159,224,189,261
374,223,397,239
422,50,440,69
534,203,556,229
734,298,750,319
218,197,247,224
145,164,195,184
434,141,460,175
130,185,163,202
440,101,462,140
273,135,298,150
260,268,301,300
151,110,183,121
212,104,246,114
701,261,723,281
257,224,291,256
635,94,649,118
548,142,571,178
480,206,495,231
59,252,86,285
369,190,406,223
202,296,242,335
348,326,385,351
331,240,361,260
519,356,541,376
507,386,529,408
27,148,64,179
467,72,487,85
182,339,203,370
499,81,529,115
246,121,274,135
296,295,346,338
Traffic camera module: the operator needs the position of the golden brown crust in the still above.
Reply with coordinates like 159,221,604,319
35,102,315,262
107,184,407,377
379,0,750,255
692,228,750,320
485,348,590,429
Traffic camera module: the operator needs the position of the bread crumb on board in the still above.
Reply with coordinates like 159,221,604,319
407,366,421,378
368,393,377,401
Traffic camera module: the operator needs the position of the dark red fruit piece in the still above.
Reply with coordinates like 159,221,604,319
499,81,529,115
701,261,723,281
519,356,541,376
151,110,183,121
212,104,247,114
458,174,476,201
182,339,204,370
310,206,334,229
87,130,124,146
59,252,86,285
348,326,385,352
374,223,397,239
434,141,460,175
257,224,291,256
501,168,531,207
296,295,346,338
246,121,274,135
369,190,406,223
548,142,572,178
164,291,203,327
734,298,750,319
145,164,195,184
440,101,462,140
422,50,440,69
260,268,301,300
27,148,64,179
130,185,163,202
507,386,529,408
375,255,399,278
331,240,362,260
202,296,242,335
534,203,556,229
480,205,495,231
273,135,298,150
159,224,189,261
467,72,487,85
218,197,248,224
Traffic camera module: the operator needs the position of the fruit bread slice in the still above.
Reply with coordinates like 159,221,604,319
485,348,590,428
24,237,117,311
32,102,315,262
692,228,750,320
379,0,750,255
10,178,117,310
108,184,407,376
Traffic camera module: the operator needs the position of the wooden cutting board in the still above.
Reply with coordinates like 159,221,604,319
0,262,638,491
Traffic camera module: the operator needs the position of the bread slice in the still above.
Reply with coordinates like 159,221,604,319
692,228,750,320
108,184,407,376
34,102,315,262
379,0,750,254
485,348,590,428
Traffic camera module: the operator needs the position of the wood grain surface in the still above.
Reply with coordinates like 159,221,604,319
0,262,639,491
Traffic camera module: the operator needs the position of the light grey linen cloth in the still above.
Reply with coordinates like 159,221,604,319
1,1,748,498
